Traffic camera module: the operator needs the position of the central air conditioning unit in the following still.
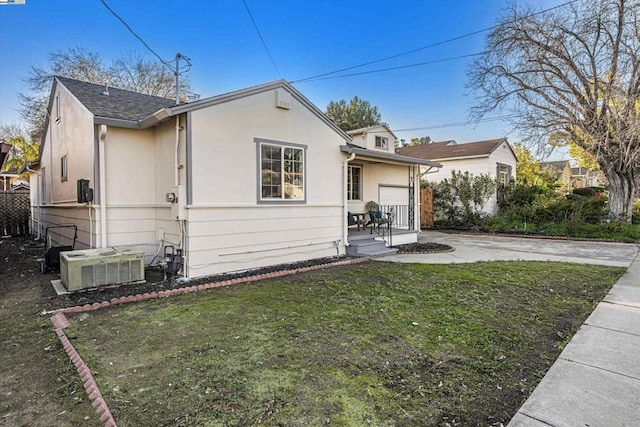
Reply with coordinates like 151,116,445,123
60,248,145,291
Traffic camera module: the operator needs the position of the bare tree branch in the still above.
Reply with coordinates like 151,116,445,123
467,0,640,223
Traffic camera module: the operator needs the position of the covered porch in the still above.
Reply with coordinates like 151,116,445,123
341,144,440,252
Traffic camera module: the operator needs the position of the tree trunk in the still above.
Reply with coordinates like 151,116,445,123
606,170,638,224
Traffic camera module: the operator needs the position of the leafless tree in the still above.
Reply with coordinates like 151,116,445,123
468,0,640,223
109,52,182,99
20,47,192,142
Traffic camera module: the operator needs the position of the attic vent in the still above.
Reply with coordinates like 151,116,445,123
103,84,109,96
276,89,292,110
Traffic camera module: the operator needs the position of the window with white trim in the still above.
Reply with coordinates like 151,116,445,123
258,140,306,202
61,155,68,182
375,136,388,149
497,163,511,186
347,165,362,200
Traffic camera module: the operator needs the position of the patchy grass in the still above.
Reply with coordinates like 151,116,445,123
0,236,98,426
65,261,624,426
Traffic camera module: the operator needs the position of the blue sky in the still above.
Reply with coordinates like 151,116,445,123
0,0,569,158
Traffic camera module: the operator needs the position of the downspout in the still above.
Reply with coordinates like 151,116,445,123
98,125,108,248
343,152,356,249
175,116,180,186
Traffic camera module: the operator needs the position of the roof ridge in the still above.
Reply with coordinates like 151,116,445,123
55,75,175,101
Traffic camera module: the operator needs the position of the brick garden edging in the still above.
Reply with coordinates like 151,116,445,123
50,312,117,427
48,257,368,426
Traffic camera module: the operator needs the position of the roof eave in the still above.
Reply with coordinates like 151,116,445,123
94,116,142,129
18,160,40,174
340,145,441,167
139,108,171,129
432,154,491,162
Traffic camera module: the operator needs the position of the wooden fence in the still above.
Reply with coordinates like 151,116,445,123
0,190,30,236
420,187,434,228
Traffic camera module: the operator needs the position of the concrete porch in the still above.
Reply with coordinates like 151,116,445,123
345,226,417,257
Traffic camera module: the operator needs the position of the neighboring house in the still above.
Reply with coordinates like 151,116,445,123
27,76,439,279
397,138,517,214
571,166,605,188
540,161,572,192
1,143,14,191
0,167,26,191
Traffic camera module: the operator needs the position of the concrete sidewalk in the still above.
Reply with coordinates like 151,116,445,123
378,232,640,426
509,249,640,427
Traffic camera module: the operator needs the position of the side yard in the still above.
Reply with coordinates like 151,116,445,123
0,236,98,426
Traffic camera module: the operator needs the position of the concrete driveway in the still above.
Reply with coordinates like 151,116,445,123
381,230,639,268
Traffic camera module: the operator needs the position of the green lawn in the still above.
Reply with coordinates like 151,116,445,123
64,261,624,426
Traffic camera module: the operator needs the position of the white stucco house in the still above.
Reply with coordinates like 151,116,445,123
397,138,517,214
26,76,440,279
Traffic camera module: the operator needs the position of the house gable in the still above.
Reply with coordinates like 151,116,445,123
39,78,97,204
187,85,349,206
347,124,397,153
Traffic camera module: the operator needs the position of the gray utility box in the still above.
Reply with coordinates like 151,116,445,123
60,248,145,291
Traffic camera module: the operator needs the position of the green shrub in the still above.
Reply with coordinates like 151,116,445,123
633,199,640,225
432,171,497,226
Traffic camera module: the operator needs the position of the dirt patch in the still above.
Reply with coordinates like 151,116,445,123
0,236,98,426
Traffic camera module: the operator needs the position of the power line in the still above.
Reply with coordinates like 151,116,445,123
242,0,281,77
391,115,518,133
292,0,577,83
99,0,172,70
362,115,518,135
294,52,485,83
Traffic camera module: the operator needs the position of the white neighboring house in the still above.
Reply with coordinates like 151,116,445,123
397,138,518,214
26,77,439,279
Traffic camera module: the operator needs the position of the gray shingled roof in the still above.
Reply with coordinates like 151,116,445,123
397,138,509,160
56,76,176,122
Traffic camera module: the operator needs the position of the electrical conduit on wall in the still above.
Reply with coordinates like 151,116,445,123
99,125,107,248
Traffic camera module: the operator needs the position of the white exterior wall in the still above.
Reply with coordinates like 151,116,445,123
423,142,517,214
45,84,95,204
186,89,347,277
34,82,97,247
100,123,182,261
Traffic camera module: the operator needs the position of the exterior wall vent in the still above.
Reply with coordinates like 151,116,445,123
276,89,292,110
60,248,145,291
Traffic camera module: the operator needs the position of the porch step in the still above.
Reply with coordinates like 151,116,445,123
346,238,398,258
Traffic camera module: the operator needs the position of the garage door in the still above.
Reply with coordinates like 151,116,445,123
379,186,409,228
